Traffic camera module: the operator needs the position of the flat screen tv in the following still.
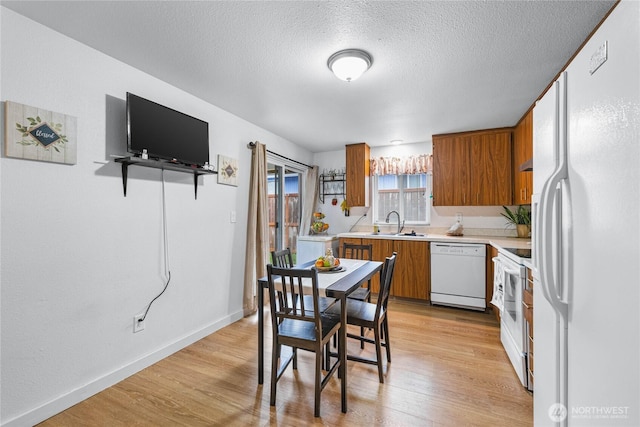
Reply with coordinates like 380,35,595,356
126,92,209,167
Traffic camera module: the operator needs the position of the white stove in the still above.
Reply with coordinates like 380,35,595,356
492,246,529,389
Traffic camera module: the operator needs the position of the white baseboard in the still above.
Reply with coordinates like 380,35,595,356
2,310,245,427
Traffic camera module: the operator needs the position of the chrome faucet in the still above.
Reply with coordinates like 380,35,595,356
385,210,405,235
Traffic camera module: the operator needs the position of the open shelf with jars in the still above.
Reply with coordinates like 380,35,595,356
319,172,345,204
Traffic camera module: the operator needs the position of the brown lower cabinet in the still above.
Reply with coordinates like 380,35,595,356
361,238,394,294
523,267,534,388
339,237,429,300
392,240,429,300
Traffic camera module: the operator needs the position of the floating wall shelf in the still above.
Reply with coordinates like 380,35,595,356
319,173,345,203
115,157,217,199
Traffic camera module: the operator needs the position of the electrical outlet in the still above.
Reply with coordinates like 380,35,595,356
455,212,463,223
133,314,145,333
230,210,237,223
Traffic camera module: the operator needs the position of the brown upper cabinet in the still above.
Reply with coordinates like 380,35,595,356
513,110,533,205
432,128,513,206
345,143,370,207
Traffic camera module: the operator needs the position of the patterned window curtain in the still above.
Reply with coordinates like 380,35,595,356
370,154,432,175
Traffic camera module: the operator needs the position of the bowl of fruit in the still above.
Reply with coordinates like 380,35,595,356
311,212,329,234
314,248,342,272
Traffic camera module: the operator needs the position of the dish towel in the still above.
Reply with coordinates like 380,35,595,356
491,257,504,313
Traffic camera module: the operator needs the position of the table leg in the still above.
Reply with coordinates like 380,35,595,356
340,293,347,413
258,284,264,385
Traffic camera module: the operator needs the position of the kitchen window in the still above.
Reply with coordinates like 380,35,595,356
372,173,431,225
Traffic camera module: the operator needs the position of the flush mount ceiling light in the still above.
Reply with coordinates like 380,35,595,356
327,49,373,82
390,139,403,145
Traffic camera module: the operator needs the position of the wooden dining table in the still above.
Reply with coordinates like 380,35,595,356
257,258,383,413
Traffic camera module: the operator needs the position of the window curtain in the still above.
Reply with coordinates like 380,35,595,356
370,154,432,175
299,165,319,236
243,141,268,316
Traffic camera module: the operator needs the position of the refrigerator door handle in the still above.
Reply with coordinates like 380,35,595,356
538,74,569,316
537,80,559,308
537,73,570,427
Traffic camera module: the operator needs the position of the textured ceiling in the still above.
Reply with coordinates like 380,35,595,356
2,1,615,152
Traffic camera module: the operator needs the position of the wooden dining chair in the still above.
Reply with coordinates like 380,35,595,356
327,252,397,383
339,243,374,348
271,248,294,268
271,248,334,313
341,243,373,302
266,264,343,417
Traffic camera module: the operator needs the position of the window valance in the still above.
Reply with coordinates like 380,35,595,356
369,154,432,176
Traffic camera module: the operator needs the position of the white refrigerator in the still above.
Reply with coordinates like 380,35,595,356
532,1,639,426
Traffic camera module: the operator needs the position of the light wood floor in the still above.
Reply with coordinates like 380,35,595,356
39,300,532,426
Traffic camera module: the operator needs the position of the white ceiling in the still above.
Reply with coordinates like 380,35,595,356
2,1,615,153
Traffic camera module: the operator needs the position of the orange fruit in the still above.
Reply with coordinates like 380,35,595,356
315,259,324,268
334,258,340,266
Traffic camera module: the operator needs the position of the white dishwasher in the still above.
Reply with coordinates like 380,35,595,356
430,242,486,311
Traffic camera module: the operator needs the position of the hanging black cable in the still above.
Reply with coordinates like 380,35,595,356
138,169,172,322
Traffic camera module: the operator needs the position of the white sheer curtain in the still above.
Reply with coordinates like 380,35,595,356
243,141,268,315
299,165,318,236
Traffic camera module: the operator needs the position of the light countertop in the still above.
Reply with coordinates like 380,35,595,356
337,231,531,250
297,234,339,242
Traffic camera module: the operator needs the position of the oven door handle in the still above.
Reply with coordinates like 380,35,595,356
493,256,522,277
503,267,521,276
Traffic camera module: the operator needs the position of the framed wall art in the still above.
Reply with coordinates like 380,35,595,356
4,101,77,165
217,155,238,186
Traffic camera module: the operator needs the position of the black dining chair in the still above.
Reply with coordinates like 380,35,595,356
341,243,373,302
271,248,335,313
266,264,343,417
340,242,373,348
271,248,294,269
327,252,397,383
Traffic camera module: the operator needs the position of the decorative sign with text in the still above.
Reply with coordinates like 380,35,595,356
217,154,238,186
5,101,77,165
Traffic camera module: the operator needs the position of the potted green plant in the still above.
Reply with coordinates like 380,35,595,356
501,205,531,238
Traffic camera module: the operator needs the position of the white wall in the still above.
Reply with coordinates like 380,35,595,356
0,8,312,426
313,142,514,235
